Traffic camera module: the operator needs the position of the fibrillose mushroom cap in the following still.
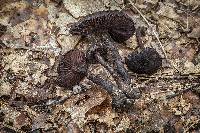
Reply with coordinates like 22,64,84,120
56,49,88,88
69,10,135,43
126,47,162,75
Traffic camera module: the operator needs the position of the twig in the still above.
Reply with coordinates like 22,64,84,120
186,0,190,31
166,83,200,99
131,73,200,80
45,95,71,106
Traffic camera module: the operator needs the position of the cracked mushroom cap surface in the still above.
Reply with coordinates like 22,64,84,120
69,10,135,43
56,49,88,88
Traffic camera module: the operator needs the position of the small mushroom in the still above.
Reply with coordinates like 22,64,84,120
125,47,162,75
56,49,88,89
69,10,135,43
125,27,162,75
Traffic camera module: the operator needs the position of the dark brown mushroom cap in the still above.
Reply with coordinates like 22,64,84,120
56,49,88,88
125,47,162,75
69,10,135,43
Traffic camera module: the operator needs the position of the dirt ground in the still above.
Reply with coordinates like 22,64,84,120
0,0,200,132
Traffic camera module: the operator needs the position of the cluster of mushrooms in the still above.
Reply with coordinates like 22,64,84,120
56,10,162,109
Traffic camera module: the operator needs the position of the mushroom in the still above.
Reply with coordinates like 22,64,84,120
69,10,135,43
69,10,140,109
125,27,162,75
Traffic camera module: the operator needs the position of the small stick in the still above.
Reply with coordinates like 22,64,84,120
87,74,121,94
45,95,71,106
166,83,200,99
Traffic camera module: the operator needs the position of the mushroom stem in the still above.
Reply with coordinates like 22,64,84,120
87,74,119,94
101,33,131,83
87,74,133,108
95,52,123,88
95,52,141,99
87,33,141,99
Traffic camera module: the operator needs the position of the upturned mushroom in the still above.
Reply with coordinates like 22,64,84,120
56,49,88,89
69,10,135,43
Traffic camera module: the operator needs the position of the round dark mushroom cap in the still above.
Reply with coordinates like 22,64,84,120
56,49,88,88
125,47,162,75
69,10,135,43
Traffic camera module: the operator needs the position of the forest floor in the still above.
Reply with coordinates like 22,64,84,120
0,0,200,132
